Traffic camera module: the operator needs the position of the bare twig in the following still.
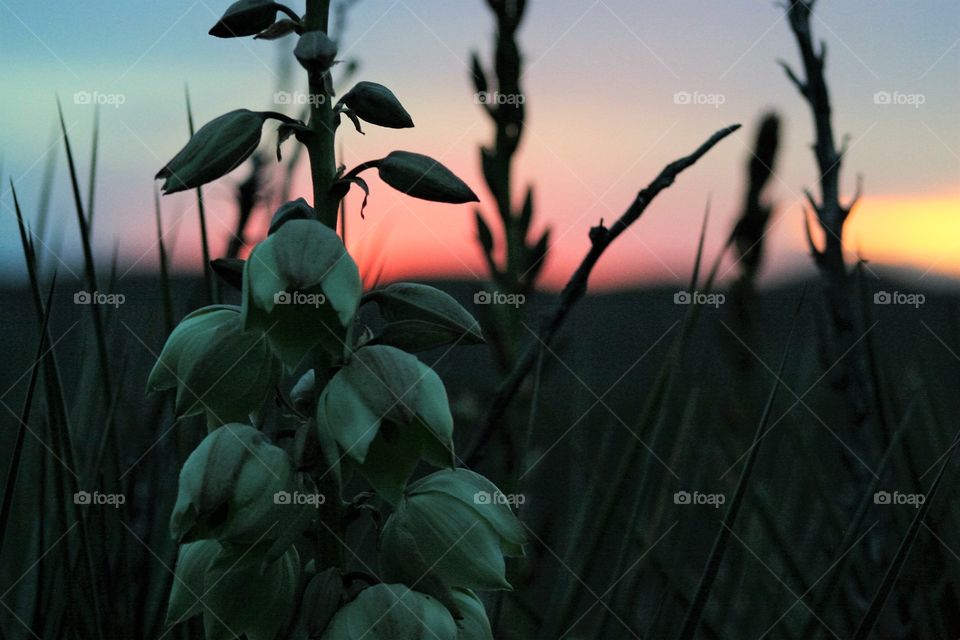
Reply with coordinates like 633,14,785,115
781,0,871,422
465,124,741,464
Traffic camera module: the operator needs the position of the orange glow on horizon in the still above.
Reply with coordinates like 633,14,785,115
842,194,960,278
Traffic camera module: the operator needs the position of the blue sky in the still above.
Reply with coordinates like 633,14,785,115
1,0,957,287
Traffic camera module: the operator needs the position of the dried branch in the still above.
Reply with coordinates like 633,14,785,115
465,124,741,464
782,0,871,422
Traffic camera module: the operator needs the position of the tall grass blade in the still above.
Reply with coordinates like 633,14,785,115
851,415,958,640
86,104,100,231
184,84,216,303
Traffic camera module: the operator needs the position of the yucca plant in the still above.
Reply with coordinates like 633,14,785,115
149,1,523,638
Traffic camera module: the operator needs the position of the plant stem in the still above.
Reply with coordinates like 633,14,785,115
304,0,339,229
303,0,345,572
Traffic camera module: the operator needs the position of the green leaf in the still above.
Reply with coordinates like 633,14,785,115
340,82,414,129
147,305,280,422
209,0,280,38
156,109,268,194
378,151,479,204
242,219,361,368
475,212,494,255
368,282,483,351
321,584,457,640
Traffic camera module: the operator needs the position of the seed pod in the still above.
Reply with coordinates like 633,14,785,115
209,0,283,38
378,151,479,204
170,423,296,544
321,584,456,640
294,30,338,76
340,82,414,129
379,469,527,595
156,109,268,194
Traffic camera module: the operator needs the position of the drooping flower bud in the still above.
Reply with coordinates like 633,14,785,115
379,469,527,595
378,151,479,204
147,305,280,423
294,30,338,76
209,0,281,38
268,198,315,234
451,589,493,640
367,282,484,352
241,218,361,368
167,539,299,640
316,345,454,503
339,82,414,129
156,109,269,194
170,423,296,544
321,584,457,640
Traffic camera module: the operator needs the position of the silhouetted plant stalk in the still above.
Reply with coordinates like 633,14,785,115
728,113,779,324
471,0,548,371
150,1,525,638
780,0,872,425
466,124,741,465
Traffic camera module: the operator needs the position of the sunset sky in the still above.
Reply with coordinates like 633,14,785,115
1,0,957,290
